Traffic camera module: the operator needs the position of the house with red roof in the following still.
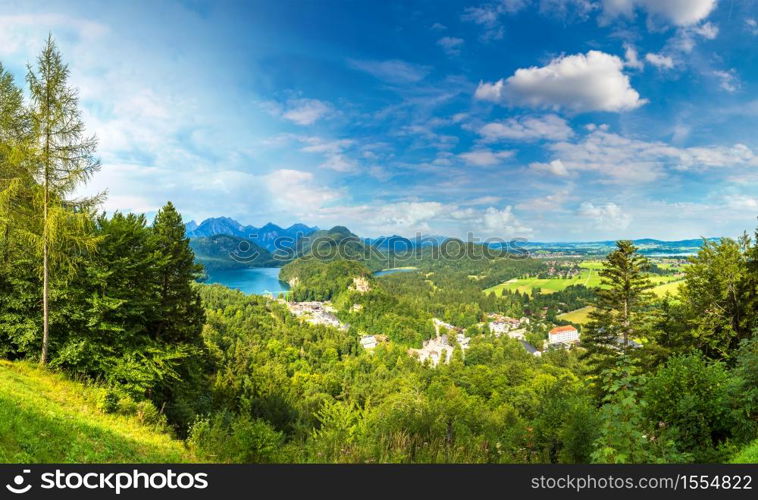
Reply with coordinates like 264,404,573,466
548,325,580,347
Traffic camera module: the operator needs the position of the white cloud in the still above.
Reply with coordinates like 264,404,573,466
475,50,646,113
747,18,758,35
529,159,570,176
578,202,632,229
623,43,644,70
437,36,464,56
712,69,739,93
601,0,717,26
645,52,675,69
693,21,719,39
459,149,514,166
282,99,331,125
482,206,533,235
298,137,358,172
265,169,341,213
543,128,758,182
0,13,108,56
725,194,758,211
348,58,431,84
478,114,574,142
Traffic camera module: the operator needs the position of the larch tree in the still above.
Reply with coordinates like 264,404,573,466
27,36,101,364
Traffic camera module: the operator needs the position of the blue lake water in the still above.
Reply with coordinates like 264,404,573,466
204,267,290,296
373,267,418,277
204,266,420,296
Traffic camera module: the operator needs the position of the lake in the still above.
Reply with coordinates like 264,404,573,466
204,267,290,296
373,267,418,277
204,265,420,296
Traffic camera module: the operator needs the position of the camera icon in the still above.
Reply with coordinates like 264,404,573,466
6,469,32,494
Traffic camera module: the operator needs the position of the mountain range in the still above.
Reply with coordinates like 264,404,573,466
186,217,318,252
186,217,721,271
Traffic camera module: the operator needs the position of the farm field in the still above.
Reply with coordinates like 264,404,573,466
557,306,595,325
485,260,684,297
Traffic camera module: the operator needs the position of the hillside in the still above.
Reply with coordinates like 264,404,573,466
190,234,278,271
0,361,194,463
293,225,388,271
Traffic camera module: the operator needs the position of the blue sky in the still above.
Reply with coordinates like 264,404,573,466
1,0,756,240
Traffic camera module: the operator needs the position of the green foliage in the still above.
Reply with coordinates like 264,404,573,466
188,413,283,463
680,237,754,361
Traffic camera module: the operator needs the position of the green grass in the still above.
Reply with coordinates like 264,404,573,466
557,306,595,325
0,360,195,463
485,265,684,298
732,440,758,463
650,279,684,297
484,269,602,296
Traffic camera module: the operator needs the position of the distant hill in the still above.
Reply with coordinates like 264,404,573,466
293,226,388,271
364,234,449,252
185,217,318,252
190,234,277,271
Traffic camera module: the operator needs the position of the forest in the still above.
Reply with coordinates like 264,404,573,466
1,38,757,464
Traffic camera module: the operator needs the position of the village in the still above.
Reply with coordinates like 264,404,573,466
278,296,585,367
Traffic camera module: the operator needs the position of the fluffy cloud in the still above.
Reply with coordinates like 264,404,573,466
478,114,573,142
348,58,431,83
601,0,717,26
712,70,740,93
437,36,464,56
645,52,675,69
578,202,632,229
282,99,331,125
298,137,357,172
265,169,341,213
475,50,646,113
725,194,758,211
529,159,569,176
623,44,644,70
459,149,514,166
482,206,533,235
540,127,758,182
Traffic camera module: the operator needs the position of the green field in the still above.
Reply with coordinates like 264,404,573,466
651,279,684,297
0,361,194,463
557,306,595,325
484,268,603,296
485,259,684,297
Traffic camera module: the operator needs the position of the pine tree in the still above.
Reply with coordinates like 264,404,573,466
26,36,101,364
150,202,205,344
583,241,652,378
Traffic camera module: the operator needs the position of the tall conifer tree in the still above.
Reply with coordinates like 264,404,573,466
27,36,101,364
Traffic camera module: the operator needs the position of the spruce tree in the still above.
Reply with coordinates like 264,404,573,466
26,36,101,364
150,202,205,344
582,240,652,378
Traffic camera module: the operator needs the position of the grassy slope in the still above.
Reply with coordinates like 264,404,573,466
0,361,194,463
557,306,595,325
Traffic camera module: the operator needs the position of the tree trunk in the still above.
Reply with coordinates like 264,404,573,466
41,234,49,364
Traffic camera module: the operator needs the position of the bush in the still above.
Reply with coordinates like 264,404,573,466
188,413,283,463
96,389,120,414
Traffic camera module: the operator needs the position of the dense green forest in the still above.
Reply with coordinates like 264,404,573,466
1,39,757,464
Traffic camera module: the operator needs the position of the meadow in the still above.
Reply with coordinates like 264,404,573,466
0,361,194,463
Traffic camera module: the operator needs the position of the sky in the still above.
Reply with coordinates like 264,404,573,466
0,0,756,241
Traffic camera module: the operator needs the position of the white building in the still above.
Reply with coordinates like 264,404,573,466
548,325,580,346
360,335,378,349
